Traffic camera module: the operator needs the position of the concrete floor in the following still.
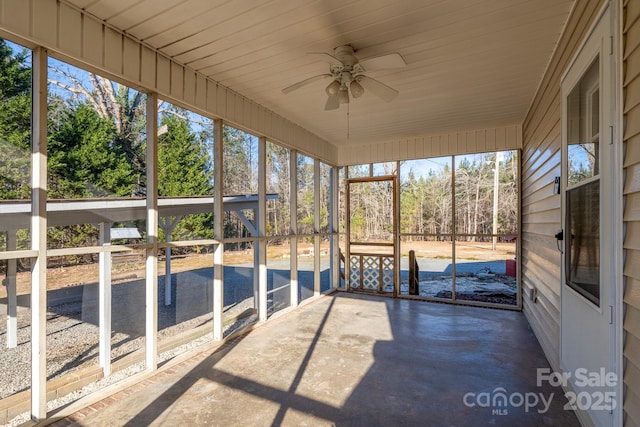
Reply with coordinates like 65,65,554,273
48,293,579,427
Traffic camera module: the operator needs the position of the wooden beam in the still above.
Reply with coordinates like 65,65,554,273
235,210,258,236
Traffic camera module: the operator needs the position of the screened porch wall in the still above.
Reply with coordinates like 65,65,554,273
0,2,340,383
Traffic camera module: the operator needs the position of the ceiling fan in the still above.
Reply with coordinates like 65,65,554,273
282,45,406,110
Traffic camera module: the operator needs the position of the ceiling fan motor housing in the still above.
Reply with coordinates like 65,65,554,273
334,45,358,66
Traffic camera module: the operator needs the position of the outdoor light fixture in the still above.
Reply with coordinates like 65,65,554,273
350,80,364,98
325,80,341,97
338,85,350,104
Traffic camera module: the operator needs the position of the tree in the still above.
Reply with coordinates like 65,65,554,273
44,102,135,259
222,125,257,248
297,155,315,237
266,141,291,238
158,113,213,240
49,62,147,194
0,40,31,200
48,103,133,198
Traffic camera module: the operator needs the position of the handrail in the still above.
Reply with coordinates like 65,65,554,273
409,250,420,295
348,241,394,247
348,251,394,257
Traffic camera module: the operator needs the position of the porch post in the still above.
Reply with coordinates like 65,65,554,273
212,119,224,340
345,167,350,290
395,160,401,296
164,222,172,306
258,136,267,320
492,154,499,250
6,229,17,348
145,92,159,371
290,150,298,307
451,155,457,301
313,159,320,296
330,167,339,289
31,46,48,421
160,216,181,306
98,222,112,376
253,223,259,311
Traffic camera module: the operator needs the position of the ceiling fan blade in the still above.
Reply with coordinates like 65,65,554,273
308,52,342,66
358,53,406,72
325,95,340,111
357,75,399,102
282,74,332,94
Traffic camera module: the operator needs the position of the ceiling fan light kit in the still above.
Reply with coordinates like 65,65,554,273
325,80,341,96
338,86,350,104
350,80,364,98
282,44,406,110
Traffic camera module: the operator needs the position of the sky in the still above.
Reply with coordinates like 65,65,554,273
398,151,515,181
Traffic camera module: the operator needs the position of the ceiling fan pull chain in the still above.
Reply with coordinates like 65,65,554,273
347,103,350,140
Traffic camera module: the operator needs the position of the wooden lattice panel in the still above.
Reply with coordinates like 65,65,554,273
362,256,380,290
349,255,361,288
382,256,394,291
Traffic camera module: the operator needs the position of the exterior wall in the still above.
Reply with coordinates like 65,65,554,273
623,0,640,425
0,0,337,164
337,125,521,166
520,0,604,372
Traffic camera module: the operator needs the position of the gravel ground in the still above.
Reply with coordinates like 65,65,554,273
2,263,342,426
0,268,259,427
4,308,258,427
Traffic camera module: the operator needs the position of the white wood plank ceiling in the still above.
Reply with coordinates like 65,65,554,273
63,0,574,147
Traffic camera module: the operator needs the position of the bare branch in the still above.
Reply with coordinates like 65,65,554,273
157,109,212,127
48,78,104,115
48,65,113,121
88,73,110,120
98,76,121,132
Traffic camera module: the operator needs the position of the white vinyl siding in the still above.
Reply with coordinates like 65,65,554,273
521,0,604,372
624,0,640,424
337,125,521,166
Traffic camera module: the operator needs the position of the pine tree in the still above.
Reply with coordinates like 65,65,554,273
0,40,31,200
158,113,214,240
48,103,133,198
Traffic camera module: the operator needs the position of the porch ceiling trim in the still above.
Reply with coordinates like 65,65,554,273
337,124,522,166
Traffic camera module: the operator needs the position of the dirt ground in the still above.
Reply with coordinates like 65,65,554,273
400,240,515,261
0,241,515,298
